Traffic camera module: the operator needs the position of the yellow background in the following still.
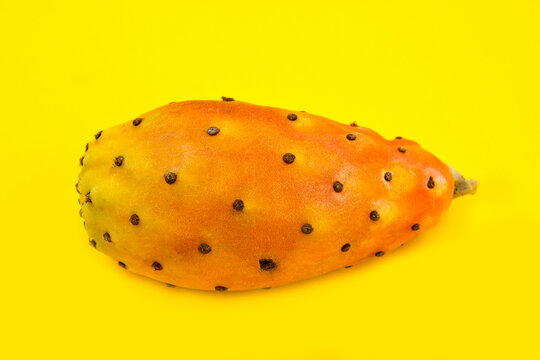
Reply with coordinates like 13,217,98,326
1,1,539,359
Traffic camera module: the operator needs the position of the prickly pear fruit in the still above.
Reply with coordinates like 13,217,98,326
77,99,477,291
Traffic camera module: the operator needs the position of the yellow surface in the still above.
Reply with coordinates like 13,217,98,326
1,1,539,359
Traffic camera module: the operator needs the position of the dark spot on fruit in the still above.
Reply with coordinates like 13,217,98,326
198,243,212,254
95,131,102,139
398,147,406,153
400,243,405,247
233,199,244,211
350,122,358,127
133,118,143,126
341,243,351,252
166,283,176,287
118,261,126,268
395,136,402,139
375,251,385,257
130,214,140,225
346,134,356,141
259,259,276,271
221,96,234,102
215,286,228,291
427,176,435,189
79,156,84,166
333,181,343,192
85,143,89,152
75,182,80,193
85,192,92,204
114,156,124,167
287,113,297,121
103,233,111,242
370,210,380,221
384,172,392,181
89,240,96,248
411,224,420,231
207,126,220,136
79,208,83,217
345,265,353,268
262,287,272,290
152,261,163,271
301,223,313,234
164,172,177,184
282,153,296,164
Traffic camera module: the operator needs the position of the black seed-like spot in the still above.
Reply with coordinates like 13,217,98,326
427,176,435,189
370,210,380,221
215,286,228,291
398,147,406,153
333,181,343,192
152,261,163,271
130,214,140,225
166,283,176,287
287,113,297,121
411,224,420,231
221,96,234,102
232,199,244,211
400,243,405,247
114,156,124,167
384,172,392,181
207,126,220,136
103,232,111,242
132,117,143,126
118,261,126,268
282,153,296,164
85,192,92,204
395,136,402,139
259,259,277,271
375,251,385,257
262,287,272,290
85,143,89,152
341,243,351,252
346,134,356,141
350,122,358,127
95,131,102,139
198,243,212,254
344,265,353,268
89,240,96,248
301,223,313,234
164,172,177,184
79,156,84,166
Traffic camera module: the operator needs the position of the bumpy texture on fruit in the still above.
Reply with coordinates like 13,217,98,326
77,99,456,291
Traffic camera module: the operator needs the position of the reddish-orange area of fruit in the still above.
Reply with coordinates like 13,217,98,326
77,100,454,291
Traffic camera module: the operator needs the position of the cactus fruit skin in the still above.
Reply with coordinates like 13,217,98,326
77,100,454,291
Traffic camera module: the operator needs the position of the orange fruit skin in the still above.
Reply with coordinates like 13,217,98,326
77,100,454,291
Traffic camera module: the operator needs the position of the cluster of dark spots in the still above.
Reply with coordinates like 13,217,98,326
370,210,380,221
221,96,235,102
411,224,420,231
375,251,385,257
164,172,177,184
232,199,244,211
287,113,297,121
130,214,140,225
341,243,351,252
89,240,96,248
103,232,111,242
395,136,402,139
350,122,358,127
427,176,435,189
344,265,353,268
95,131,102,140
198,243,212,254
346,134,357,141
118,261,126,268
85,192,92,204
215,286,228,291
79,156,84,166
384,172,393,181
85,143,89,152
333,181,343,192
132,117,143,126
301,223,313,234
114,156,124,167
152,261,163,271
282,153,296,164
259,258,277,271
207,126,220,136
398,147,406,153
